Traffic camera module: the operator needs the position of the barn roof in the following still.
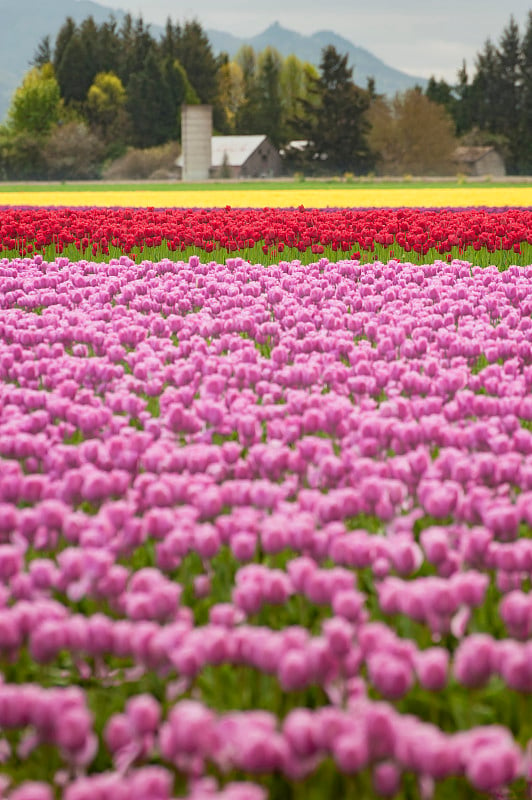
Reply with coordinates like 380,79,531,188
212,135,269,167
454,146,497,163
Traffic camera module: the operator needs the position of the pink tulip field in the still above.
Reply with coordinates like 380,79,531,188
0,208,532,800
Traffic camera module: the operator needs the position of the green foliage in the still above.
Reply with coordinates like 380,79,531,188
53,16,121,106
233,46,285,145
8,64,61,136
425,12,532,175
168,19,220,105
280,54,319,142
295,45,374,174
47,12,205,155
31,35,52,69
52,16,76,83
0,127,48,179
54,19,96,104
219,150,232,178
125,50,175,148
425,76,456,121
86,71,130,157
14,8,532,179
87,72,126,123
517,11,532,173
255,47,284,147
164,57,200,139
217,57,245,131
160,18,222,127
232,45,260,134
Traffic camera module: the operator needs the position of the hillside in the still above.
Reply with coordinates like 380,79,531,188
0,1,426,122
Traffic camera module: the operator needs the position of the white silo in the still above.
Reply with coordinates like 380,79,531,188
181,105,212,181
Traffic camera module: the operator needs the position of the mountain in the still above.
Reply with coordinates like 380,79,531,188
206,22,428,95
0,2,426,122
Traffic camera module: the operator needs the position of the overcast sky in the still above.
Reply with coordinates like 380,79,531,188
90,0,531,81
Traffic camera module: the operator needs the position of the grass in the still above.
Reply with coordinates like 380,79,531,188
4,238,529,270
1,177,532,191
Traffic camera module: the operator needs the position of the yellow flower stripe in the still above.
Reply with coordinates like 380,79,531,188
0,187,531,208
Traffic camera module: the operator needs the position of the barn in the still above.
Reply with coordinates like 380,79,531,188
176,135,283,179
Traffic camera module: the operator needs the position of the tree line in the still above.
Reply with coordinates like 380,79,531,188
0,11,530,179
426,13,532,174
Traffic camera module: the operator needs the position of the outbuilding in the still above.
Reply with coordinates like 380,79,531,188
453,146,506,177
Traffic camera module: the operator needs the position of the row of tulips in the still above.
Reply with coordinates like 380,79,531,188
1,206,532,267
0,251,530,799
1,690,523,798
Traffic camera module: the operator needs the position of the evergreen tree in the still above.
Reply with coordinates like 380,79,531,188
298,45,373,174
366,76,378,102
31,36,52,68
163,56,200,140
425,76,456,124
92,18,121,77
119,16,155,81
453,61,475,135
126,49,174,148
234,46,261,134
160,17,178,62
52,17,76,77
158,18,207,131
117,12,135,72
54,17,107,105
496,16,521,171
519,11,532,172
449,18,523,173
173,20,219,105
469,39,501,134
254,47,283,146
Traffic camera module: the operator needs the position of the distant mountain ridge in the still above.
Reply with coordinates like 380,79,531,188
0,1,426,122
207,22,428,96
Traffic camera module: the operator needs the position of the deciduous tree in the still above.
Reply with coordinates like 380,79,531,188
217,58,245,131
368,89,457,176
43,121,104,179
279,54,318,141
8,64,61,136
87,71,130,156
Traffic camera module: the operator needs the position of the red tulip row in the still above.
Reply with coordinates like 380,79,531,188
1,205,532,266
